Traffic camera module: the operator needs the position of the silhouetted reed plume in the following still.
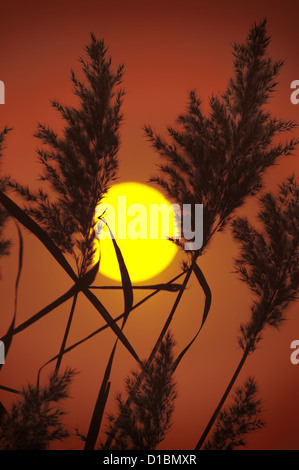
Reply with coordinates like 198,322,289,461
102,332,176,450
10,35,124,276
0,369,76,450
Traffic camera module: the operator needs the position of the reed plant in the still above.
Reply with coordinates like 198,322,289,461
196,176,299,449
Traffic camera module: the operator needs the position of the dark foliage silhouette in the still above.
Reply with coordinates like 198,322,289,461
145,19,297,258
0,369,75,450
9,35,124,276
204,378,264,450
7,36,131,389
102,332,176,450
196,176,299,449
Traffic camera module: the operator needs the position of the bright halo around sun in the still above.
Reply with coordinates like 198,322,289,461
94,182,179,283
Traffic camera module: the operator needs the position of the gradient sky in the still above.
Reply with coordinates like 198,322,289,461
1,0,299,450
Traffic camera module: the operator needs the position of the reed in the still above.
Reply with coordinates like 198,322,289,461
196,177,299,449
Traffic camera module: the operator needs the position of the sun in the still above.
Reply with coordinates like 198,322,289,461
94,182,179,283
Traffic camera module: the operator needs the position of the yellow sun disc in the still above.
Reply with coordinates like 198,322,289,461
94,182,179,283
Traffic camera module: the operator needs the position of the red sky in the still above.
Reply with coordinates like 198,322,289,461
0,0,299,450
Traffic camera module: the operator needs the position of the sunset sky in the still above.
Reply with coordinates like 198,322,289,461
1,0,299,450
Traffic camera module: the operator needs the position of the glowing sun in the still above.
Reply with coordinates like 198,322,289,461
94,182,179,283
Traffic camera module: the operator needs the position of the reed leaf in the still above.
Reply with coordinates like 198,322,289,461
89,283,182,292
0,261,98,340
102,218,133,318
0,385,22,395
172,262,211,371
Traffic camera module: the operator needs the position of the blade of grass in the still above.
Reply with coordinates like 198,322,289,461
0,190,75,280
103,218,133,319
1,284,78,339
172,262,211,371
84,342,117,450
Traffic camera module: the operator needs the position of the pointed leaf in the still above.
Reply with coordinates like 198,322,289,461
173,262,211,371
102,218,133,321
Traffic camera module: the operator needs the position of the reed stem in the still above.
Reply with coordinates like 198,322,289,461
195,348,249,450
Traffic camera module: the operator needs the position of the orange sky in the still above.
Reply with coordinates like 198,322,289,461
1,0,299,450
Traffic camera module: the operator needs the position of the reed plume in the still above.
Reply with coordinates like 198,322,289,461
203,377,264,450
145,19,297,258
9,35,124,276
102,332,177,450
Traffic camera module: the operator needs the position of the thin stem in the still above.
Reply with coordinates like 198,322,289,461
0,384,22,395
195,348,250,450
54,293,78,376
89,284,182,292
